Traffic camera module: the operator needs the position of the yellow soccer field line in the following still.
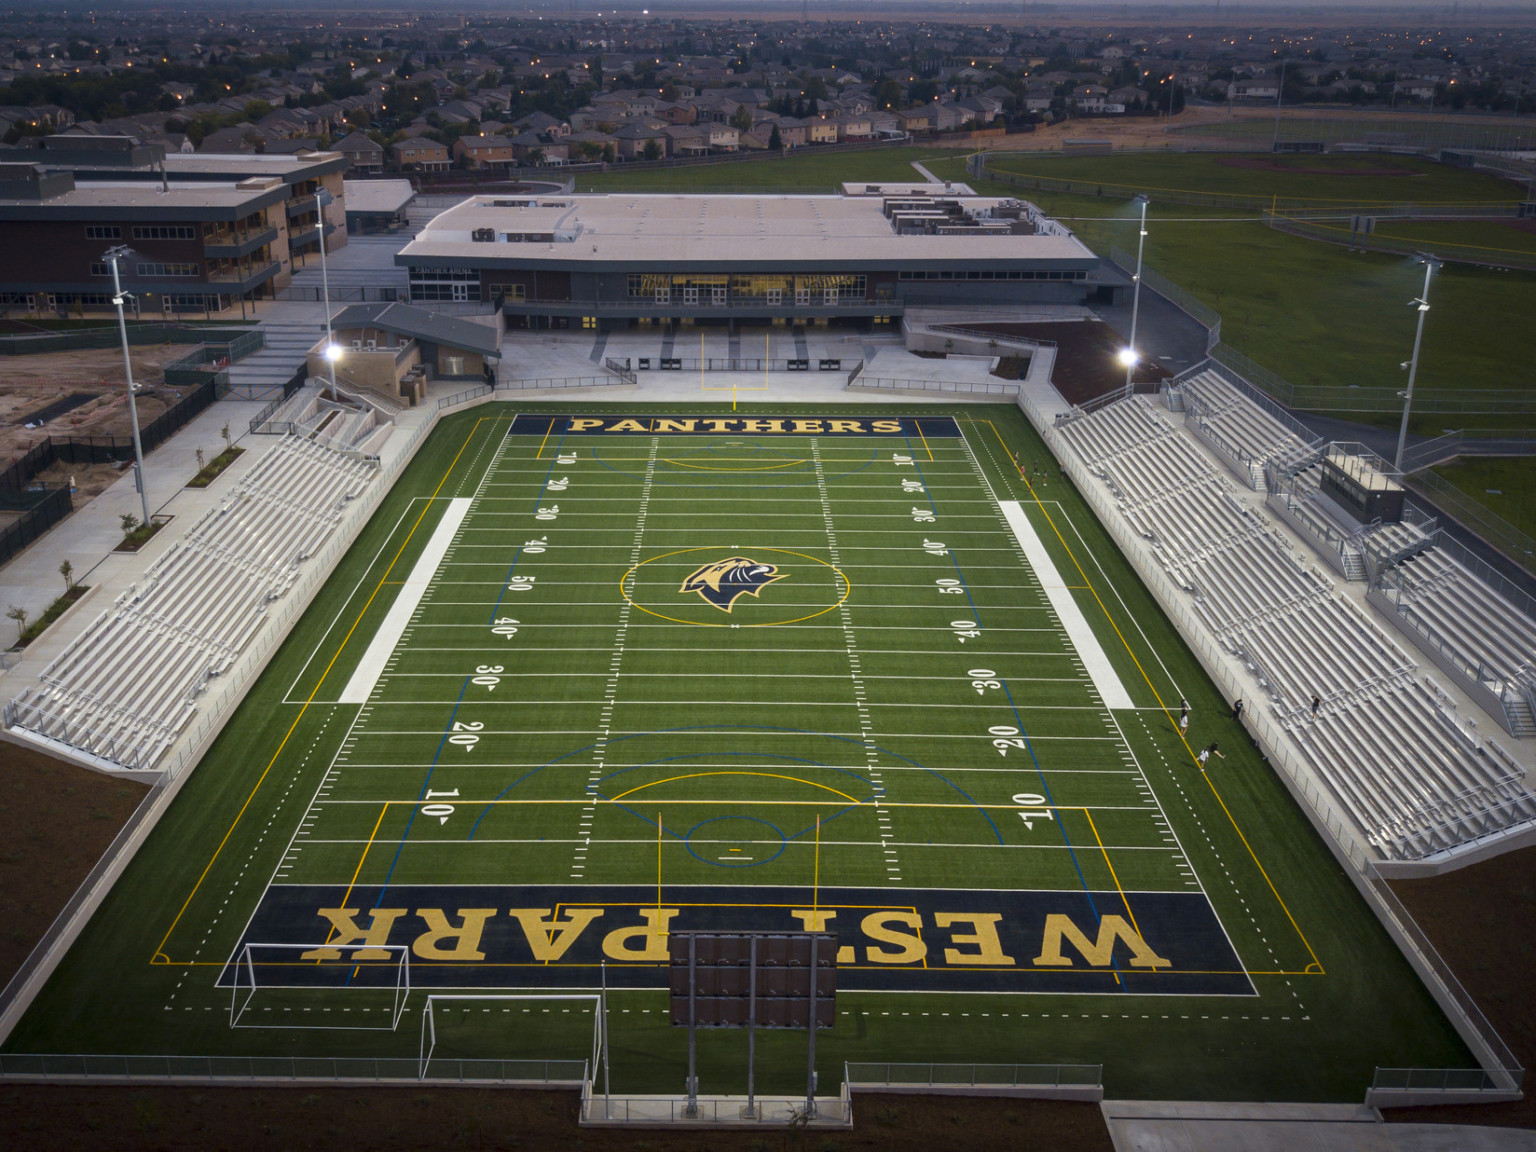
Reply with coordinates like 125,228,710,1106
1083,808,1147,947
336,801,391,911
976,417,1323,973
914,419,933,461
151,415,500,964
535,417,556,459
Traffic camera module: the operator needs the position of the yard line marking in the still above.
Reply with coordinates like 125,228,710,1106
339,498,473,704
999,501,1134,710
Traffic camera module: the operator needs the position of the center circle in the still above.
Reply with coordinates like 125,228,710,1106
619,546,849,627
684,816,787,868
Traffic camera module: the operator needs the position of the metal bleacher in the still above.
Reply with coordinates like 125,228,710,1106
1057,394,1536,862
5,437,377,772
1371,546,1536,738
1171,366,1319,491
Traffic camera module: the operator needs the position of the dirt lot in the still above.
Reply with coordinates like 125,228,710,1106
0,740,148,989
969,319,1170,405
0,345,199,506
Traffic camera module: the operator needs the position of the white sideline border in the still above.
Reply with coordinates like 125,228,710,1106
999,500,1134,710
338,498,472,704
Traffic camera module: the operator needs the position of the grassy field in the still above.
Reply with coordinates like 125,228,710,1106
572,145,957,193
964,151,1522,208
1431,457,1536,539
5,401,1471,1102
923,152,1536,434
1172,114,1536,153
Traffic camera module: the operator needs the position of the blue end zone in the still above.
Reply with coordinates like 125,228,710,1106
506,415,962,438
221,884,1253,997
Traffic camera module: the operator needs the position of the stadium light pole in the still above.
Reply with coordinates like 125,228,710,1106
315,186,339,386
1393,254,1441,472
1271,60,1288,151
1120,194,1150,390
105,246,152,529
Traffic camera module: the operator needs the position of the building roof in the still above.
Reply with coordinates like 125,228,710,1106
398,192,1093,271
0,176,288,220
343,178,414,215
330,302,501,359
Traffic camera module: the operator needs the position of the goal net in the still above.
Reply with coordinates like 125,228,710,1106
227,942,410,1031
418,993,602,1083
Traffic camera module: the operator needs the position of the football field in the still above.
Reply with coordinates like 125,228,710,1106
4,402,1475,1099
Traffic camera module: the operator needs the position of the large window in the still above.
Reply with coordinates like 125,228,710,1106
132,225,197,241
625,272,866,304
410,267,480,303
898,269,1087,282
85,225,121,240
136,262,201,278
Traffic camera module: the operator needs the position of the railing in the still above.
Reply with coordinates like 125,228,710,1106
1197,358,1325,451
845,1062,1102,1089
603,357,637,385
1110,247,1223,351
437,384,495,409
498,375,629,391
1406,470,1536,575
851,376,1020,396
926,323,1056,350
205,260,280,288
0,1053,588,1084
1372,1067,1522,1093
629,356,862,374
0,324,258,357
1266,210,1536,272
580,1087,852,1125
1399,428,1536,472
201,226,279,259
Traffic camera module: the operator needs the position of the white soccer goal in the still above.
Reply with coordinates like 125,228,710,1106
227,942,411,1031
418,993,605,1084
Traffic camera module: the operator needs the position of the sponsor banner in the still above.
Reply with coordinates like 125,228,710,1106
507,415,962,438
223,884,1252,997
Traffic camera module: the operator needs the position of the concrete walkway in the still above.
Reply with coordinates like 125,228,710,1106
0,397,278,662
1103,1101,1536,1151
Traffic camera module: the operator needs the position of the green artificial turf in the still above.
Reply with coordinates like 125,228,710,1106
3,402,1474,1102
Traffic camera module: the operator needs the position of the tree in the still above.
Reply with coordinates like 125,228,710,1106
768,123,783,151
59,559,74,590
6,604,25,641
221,424,232,452
195,447,205,472
873,76,904,110
120,513,140,539
641,138,662,161
729,104,753,133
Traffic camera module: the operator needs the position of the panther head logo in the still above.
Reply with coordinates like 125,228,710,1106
679,557,786,613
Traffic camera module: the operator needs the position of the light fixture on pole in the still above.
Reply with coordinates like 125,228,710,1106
315,187,339,386
1393,254,1441,471
1121,193,1150,390
105,246,152,528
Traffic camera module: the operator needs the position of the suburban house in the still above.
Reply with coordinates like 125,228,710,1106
453,135,515,168
390,138,450,172
334,131,384,174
